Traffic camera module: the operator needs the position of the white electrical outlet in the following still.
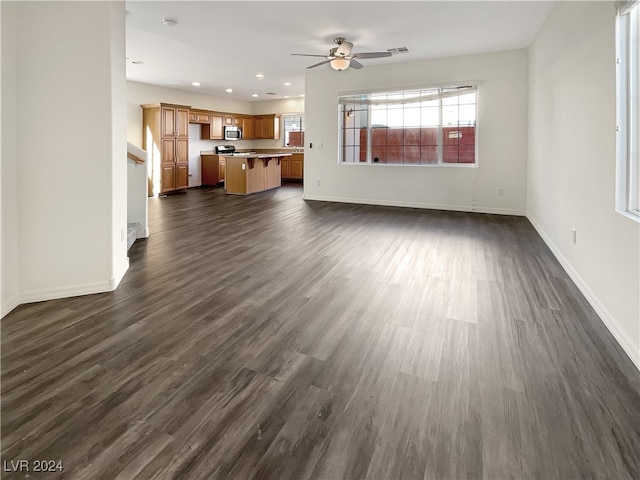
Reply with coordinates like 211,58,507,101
571,228,577,244
497,187,504,196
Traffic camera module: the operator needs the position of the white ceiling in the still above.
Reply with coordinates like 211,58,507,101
125,1,555,102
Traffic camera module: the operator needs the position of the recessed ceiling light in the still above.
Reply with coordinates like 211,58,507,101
266,92,277,96
283,82,291,86
254,73,264,78
225,88,233,93
284,96,290,99
131,60,144,65
251,94,259,98
161,18,177,27
191,82,200,86
299,94,305,97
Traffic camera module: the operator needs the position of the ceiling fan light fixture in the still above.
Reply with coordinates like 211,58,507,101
330,58,350,71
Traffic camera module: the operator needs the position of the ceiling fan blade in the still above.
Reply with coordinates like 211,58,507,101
307,59,332,69
352,51,393,59
335,41,353,57
350,59,364,69
292,53,330,58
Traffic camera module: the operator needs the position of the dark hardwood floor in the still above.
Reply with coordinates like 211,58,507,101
2,184,639,480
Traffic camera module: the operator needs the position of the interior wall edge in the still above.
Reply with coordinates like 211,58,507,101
110,256,130,291
0,296,19,320
527,212,640,371
302,194,526,216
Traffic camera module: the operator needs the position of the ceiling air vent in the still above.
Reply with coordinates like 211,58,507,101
387,47,409,54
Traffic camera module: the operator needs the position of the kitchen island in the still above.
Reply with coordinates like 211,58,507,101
224,153,291,195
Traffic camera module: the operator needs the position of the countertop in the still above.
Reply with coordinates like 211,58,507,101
201,150,302,157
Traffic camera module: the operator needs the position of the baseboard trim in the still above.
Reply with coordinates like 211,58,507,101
4,258,130,313
527,214,640,370
1,295,20,319
302,194,525,216
19,279,115,305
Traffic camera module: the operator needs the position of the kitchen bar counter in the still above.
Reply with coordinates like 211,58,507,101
223,153,291,195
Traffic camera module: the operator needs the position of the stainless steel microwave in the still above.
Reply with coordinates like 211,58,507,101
224,126,242,141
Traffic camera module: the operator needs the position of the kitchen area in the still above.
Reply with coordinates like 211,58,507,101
141,102,304,197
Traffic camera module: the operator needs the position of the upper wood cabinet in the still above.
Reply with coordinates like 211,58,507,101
240,117,255,140
224,114,244,128
202,113,224,140
189,110,211,124
161,105,189,138
254,114,281,140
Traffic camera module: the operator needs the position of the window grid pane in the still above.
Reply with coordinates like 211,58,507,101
340,86,477,166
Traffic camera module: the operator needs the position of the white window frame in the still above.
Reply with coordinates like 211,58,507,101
337,83,479,167
282,113,304,148
615,0,640,222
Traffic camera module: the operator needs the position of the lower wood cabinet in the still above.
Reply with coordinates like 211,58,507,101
281,153,304,180
201,154,225,186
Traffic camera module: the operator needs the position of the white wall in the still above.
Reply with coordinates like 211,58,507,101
127,143,149,237
109,2,128,288
1,2,20,316
528,1,640,367
2,1,128,310
303,49,529,215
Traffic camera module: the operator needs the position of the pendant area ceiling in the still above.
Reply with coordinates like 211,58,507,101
125,1,555,102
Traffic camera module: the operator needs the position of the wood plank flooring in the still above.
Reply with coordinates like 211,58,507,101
2,185,639,480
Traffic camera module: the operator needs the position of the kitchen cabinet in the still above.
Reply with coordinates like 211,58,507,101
201,154,226,186
288,153,304,179
240,117,255,140
281,153,304,180
224,114,243,127
254,114,281,140
219,157,226,182
201,113,224,140
189,110,211,124
142,103,190,194
225,154,289,195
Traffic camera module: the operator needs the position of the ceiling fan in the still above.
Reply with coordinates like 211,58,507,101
292,37,392,71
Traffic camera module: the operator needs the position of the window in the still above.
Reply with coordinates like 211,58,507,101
616,0,639,221
283,114,304,147
339,85,478,165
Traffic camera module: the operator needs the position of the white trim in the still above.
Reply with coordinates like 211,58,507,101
527,214,640,371
302,194,525,216
19,279,116,305
2,259,130,315
1,295,20,319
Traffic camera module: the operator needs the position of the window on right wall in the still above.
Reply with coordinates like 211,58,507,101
615,0,639,222
339,84,478,165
